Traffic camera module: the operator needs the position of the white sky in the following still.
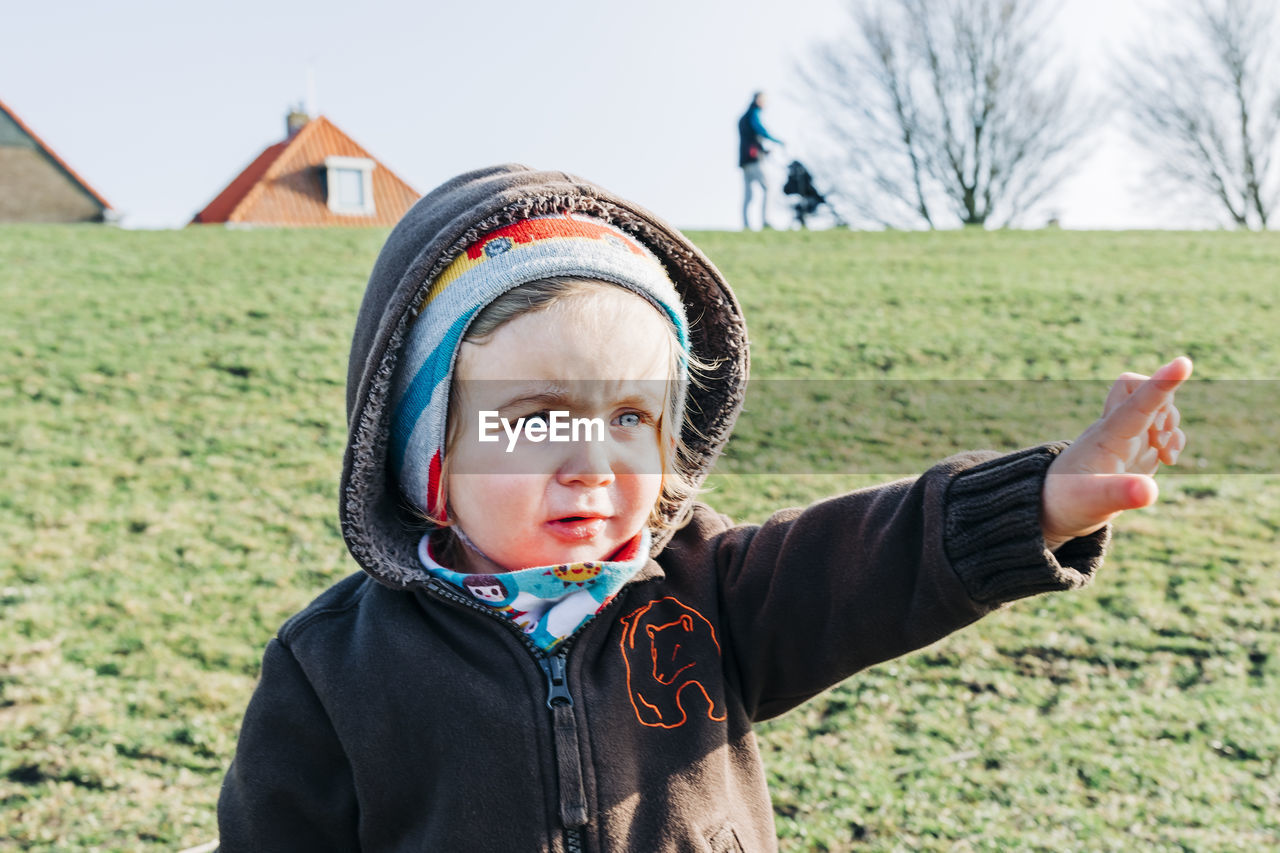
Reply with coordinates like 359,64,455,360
2,0,1193,230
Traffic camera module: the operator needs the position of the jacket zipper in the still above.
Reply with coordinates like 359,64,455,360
539,650,588,850
537,589,639,853
425,579,645,851
426,581,595,848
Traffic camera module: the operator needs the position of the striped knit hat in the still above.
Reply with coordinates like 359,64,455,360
388,214,689,518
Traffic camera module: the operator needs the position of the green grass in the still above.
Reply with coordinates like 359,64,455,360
2,225,1277,850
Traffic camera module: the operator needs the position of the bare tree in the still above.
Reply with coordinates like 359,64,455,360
1119,0,1279,229
797,0,1092,229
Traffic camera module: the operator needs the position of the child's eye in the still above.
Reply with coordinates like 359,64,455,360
614,412,646,428
525,411,551,426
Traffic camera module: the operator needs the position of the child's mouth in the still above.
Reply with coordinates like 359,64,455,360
546,516,607,540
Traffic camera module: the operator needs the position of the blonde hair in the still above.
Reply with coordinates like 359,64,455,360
423,277,706,564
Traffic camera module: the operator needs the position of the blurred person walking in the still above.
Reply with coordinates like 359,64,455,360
738,91,784,230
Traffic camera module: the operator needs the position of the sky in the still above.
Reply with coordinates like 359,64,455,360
2,0,1193,231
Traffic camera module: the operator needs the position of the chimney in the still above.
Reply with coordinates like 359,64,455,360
286,106,310,137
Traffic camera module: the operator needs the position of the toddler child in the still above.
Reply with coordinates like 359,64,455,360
217,164,1189,852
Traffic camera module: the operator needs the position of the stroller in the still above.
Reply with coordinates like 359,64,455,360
783,160,846,229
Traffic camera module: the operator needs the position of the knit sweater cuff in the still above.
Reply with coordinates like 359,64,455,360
944,442,1110,605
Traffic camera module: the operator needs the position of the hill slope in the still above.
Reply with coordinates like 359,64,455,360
1,226,1276,850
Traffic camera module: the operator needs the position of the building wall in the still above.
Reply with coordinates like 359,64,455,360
0,110,105,223
0,148,104,222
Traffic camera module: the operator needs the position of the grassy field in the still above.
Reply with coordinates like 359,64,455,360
1,224,1277,850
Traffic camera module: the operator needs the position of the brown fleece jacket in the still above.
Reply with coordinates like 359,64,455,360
217,165,1107,852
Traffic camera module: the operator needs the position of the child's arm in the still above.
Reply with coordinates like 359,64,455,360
218,639,358,849
1041,356,1192,551
682,360,1190,720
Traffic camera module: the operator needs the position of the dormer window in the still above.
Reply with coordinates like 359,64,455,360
324,156,375,216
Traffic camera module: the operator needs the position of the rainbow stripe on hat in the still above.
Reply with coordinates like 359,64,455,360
389,214,688,517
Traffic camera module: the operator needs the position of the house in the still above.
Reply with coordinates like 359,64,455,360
192,111,418,227
0,97,114,223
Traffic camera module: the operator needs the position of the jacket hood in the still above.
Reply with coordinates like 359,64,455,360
340,165,750,589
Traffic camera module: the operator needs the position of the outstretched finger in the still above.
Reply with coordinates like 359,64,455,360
1102,372,1148,418
1101,358,1193,439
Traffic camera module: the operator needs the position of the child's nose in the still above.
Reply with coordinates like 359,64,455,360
556,438,616,488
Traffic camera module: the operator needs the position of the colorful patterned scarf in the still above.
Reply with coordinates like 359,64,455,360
417,529,650,650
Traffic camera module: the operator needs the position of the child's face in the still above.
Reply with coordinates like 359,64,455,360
445,287,672,573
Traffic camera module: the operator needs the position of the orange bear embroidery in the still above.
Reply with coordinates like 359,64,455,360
619,597,727,728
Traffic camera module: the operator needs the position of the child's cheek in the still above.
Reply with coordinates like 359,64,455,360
487,474,544,504
623,471,665,521
457,435,545,475
612,426,665,470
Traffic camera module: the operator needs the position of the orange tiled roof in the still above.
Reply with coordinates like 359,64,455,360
192,138,290,225
0,96,113,211
192,115,418,226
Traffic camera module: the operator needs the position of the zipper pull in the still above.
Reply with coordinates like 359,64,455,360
538,650,588,828
539,652,574,708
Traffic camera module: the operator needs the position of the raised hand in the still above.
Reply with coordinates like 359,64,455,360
1041,357,1192,551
